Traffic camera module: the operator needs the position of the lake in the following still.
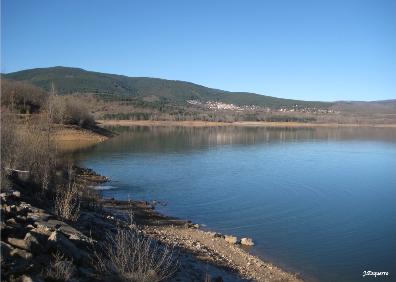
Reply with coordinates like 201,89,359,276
75,126,396,282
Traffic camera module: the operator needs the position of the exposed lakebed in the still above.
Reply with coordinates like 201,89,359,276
75,126,396,281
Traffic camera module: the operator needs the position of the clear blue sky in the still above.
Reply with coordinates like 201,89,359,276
1,0,395,101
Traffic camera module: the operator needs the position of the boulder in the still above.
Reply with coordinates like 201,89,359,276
6,218,16,224
224,235,238,244
24,232,44,254
31,225,52,237
27,211,52,222
10,248,33,260
7,233,43,254
48,231,82,261
37,219,90,243
1,241,14,260
16,215,27,223
5,205,17,214
240,237,254,246
7,237,28,250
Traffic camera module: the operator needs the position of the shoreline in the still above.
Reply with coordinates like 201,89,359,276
99,195,303,281
97,119,396,128
54,125,303,280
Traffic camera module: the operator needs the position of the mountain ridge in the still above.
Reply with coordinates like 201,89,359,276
2,66,331,109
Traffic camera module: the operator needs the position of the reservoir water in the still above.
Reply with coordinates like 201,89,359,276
75,126,396,282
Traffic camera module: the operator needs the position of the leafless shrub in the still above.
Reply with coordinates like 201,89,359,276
55,166,81,221
94,227,178,282
1,113,20,182
45,251,75,281
0,112,57,191
22,115,56,191
1,79,48,114
63,98,95,128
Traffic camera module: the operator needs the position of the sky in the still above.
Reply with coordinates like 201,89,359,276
1,0,395,101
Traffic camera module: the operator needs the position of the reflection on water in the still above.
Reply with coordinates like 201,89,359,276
75,126,396,282
78,126,396,155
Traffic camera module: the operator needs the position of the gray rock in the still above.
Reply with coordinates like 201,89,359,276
31,225,52,237
24,232,44,254
7,237,28,250
37,219,89,242
240,237,254,246
5,204,17,214
48,231,82,261
12,190,21,198
211,232,224,239
20,275,33,282
6,218,18,225
19,202,32,210
1,241,14,260
16,215,27,223
7,233,44,254
21,274,45,282
28,211,52,222
0,221,6,231
224,235,238,244
10,248,33,260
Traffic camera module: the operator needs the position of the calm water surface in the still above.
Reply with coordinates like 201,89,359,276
75,126,396,282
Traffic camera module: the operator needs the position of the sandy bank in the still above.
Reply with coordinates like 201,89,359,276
52,125,109,152
97,119,396,128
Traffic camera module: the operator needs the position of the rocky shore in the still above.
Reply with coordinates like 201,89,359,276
103,198,302,282
1,167,302,282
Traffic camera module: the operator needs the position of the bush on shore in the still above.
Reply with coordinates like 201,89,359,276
94,227,178,282
1,79,48,114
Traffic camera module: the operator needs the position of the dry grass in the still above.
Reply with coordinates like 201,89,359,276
55,182,81,222
45,252,75,281
94,227,178,282
55,166,81,222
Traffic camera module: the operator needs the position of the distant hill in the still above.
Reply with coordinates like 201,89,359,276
331,100,396,114
3,66,331,109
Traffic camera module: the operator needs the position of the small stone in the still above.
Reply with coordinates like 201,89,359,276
12,191,21,198
224,235,238,244
240,237,255,246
